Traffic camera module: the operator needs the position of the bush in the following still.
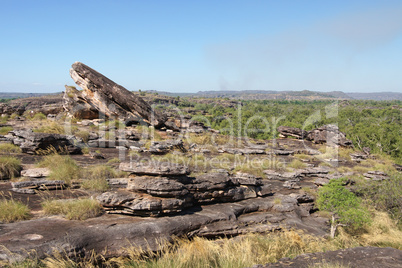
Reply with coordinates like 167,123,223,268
354,172,402,226
37,154,80,185
0,126,13,135
0,143,21,154
31,113,46,121
80,165,121,192
42,198,103,220
33,121,65,134
317,178,371,237
74,130,90,142
0,156,21,179
0,198,30,223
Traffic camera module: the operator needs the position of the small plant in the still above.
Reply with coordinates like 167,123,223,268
0,143,21,154
0,115,9,124
33,121,65,134
107,157,121,165
287,159,307,169
81,165,119,192
0,198,30,223
81,146,90,154
42,198,103,220
74,130,90,142
274,197,282,205
0,126,13,135
0,156,22,179
37,154,80,185
31,112,47,121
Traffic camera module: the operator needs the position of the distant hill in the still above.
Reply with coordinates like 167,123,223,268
0,92,56,99
346,92,402,101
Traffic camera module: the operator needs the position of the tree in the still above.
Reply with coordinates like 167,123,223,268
316,179,371,238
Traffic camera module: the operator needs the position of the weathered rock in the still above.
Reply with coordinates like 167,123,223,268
119,161,190,176
277,126,307,139
363,171,390,181
220,147,266,155
251,246,402,268
0,95,64,116
127,176,189,197
149,139,186,154
97,190,192,216
231,172,262,186
21,168,51,178
9,130,81,155
306,124,352,147
351,152,368,162
263,170,302,181
187,172,232,191
277,124,353,147
66,62,166,127
11,180,65,191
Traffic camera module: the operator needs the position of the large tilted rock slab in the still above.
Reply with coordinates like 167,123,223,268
66,62,167,127
119,161,190,176
9,130,81,154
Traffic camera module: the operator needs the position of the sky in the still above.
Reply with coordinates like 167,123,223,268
0,0,402,93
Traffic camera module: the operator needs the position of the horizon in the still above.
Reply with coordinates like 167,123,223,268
1,1,402,94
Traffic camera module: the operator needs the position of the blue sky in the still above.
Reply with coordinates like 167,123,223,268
1,0,402,93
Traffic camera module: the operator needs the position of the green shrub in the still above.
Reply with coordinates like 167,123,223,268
42,198,103,220
37,154,80,185
0,143,21,154
317,178,371,237
0,126,13,135
0,156,21,179
0,198,30,223
0,115,9,124
354,172,402,226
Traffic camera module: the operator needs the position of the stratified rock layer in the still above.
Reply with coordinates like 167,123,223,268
65,62,166,127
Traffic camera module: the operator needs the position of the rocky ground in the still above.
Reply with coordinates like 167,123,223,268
0,62,400,266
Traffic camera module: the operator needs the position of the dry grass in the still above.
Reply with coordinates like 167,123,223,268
0,156,21,179
0,126,13,135
81,165,123,192
287,159,307,169
0,198,30,223
42,198,103,220
37,154,80,185
33,121,66,134
0,143,21,154
74,130,90,142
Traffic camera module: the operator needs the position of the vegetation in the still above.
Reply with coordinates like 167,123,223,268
33,121,65,134
0,143,21,154
0,156,21,179
42,198,103,220
0,126,13,135
180,99,401,164
81,165,121,192
317,178,371,238
0,198,30,223
37,154,80,185
31,112,47,121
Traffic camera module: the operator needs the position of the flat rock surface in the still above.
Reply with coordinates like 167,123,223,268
251,246,402,268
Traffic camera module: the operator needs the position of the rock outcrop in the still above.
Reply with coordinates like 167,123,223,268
65,62,167,127
251,246,402,268
278,124,352,147
9,129,82,154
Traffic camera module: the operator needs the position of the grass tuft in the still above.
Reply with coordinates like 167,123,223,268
0,198,30,223
37,154,80,185
0,143,22,154
42,198,103,220
0,126,13,135
0,156,21,179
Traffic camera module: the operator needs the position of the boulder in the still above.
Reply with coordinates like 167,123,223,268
119,161,190,176
21,168,51,178
127,176,189,197
97,190,192,216
66,62,167,127
9,130,81,155
149,139,186,154
363,171,390,181
277,126,307,139
306,124,352,147
231,172,262,186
